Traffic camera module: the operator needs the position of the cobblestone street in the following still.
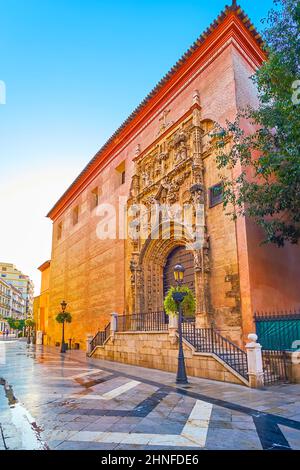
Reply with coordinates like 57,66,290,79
1,339,300,451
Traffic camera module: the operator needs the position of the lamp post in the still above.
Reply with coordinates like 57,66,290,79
172,264,188,385
60,300,67,353
25,319,35,345
27,325,31,345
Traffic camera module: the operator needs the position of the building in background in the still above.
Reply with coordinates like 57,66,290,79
0,277,25,331
0,278,11,331
0,263,34,319
10,284,26,319
33,261,50,344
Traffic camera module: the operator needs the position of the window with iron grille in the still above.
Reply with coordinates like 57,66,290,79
209,182,223,208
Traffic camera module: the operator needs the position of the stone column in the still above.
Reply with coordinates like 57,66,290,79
86,334,94,355
110,312,118,342
36,331,43,345
246,333,264,388
168,315,178,345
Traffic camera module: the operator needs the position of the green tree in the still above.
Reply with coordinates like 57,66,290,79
6,318,17,330
25,318,35,328
25,318,36,344
7,318,25,331
214,0,300,247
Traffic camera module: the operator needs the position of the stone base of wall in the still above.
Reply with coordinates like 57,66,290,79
91,331,248,386
285,352,300,384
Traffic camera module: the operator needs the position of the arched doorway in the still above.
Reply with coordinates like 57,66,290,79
132,225,198,315
163,246,195,297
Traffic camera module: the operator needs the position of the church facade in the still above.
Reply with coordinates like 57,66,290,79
44,3,300,352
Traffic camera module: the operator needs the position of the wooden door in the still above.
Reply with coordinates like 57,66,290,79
163,246,195,297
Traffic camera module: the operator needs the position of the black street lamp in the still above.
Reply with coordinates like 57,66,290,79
25,319,35,345
27,325,31,345
60,300,67,353
172,264,188,385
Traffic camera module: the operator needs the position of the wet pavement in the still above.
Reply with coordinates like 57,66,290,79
0,339,300,450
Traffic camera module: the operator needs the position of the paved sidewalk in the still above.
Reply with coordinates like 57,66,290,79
0,341,300,450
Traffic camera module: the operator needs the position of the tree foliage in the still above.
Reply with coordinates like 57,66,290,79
56,312,72,324
6,318,25,330
214,0,300,246
25,318,35,328
164,286,196,317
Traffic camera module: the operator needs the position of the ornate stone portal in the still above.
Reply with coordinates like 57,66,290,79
126,95,212,328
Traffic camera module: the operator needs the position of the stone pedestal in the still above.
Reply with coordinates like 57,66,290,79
86,334,94,355
110,312,118,332
36,331,43,345
246,333,264,388
285,351,300,383
110,312,118,341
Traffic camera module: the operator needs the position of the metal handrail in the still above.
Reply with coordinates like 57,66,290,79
182,323,248,380
90,322,111,352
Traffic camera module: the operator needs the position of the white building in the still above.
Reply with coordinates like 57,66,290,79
0,278,25,331
0,278,10,331
10,284,26,319
0,263,34,318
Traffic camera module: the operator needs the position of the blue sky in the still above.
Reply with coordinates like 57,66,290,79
0,0,275,292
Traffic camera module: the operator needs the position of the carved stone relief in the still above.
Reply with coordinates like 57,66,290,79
127,100,212,323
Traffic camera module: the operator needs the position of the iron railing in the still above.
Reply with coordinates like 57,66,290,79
90,323,110,352
116,311,168,332
255,310,300,321
182,321,249,380
262,350,288,385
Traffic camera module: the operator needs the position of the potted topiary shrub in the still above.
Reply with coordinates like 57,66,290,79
164,286,196,319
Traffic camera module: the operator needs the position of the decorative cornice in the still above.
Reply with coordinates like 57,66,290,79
47,3,266,221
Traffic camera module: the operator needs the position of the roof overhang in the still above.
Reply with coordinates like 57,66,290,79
38,260,51,272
